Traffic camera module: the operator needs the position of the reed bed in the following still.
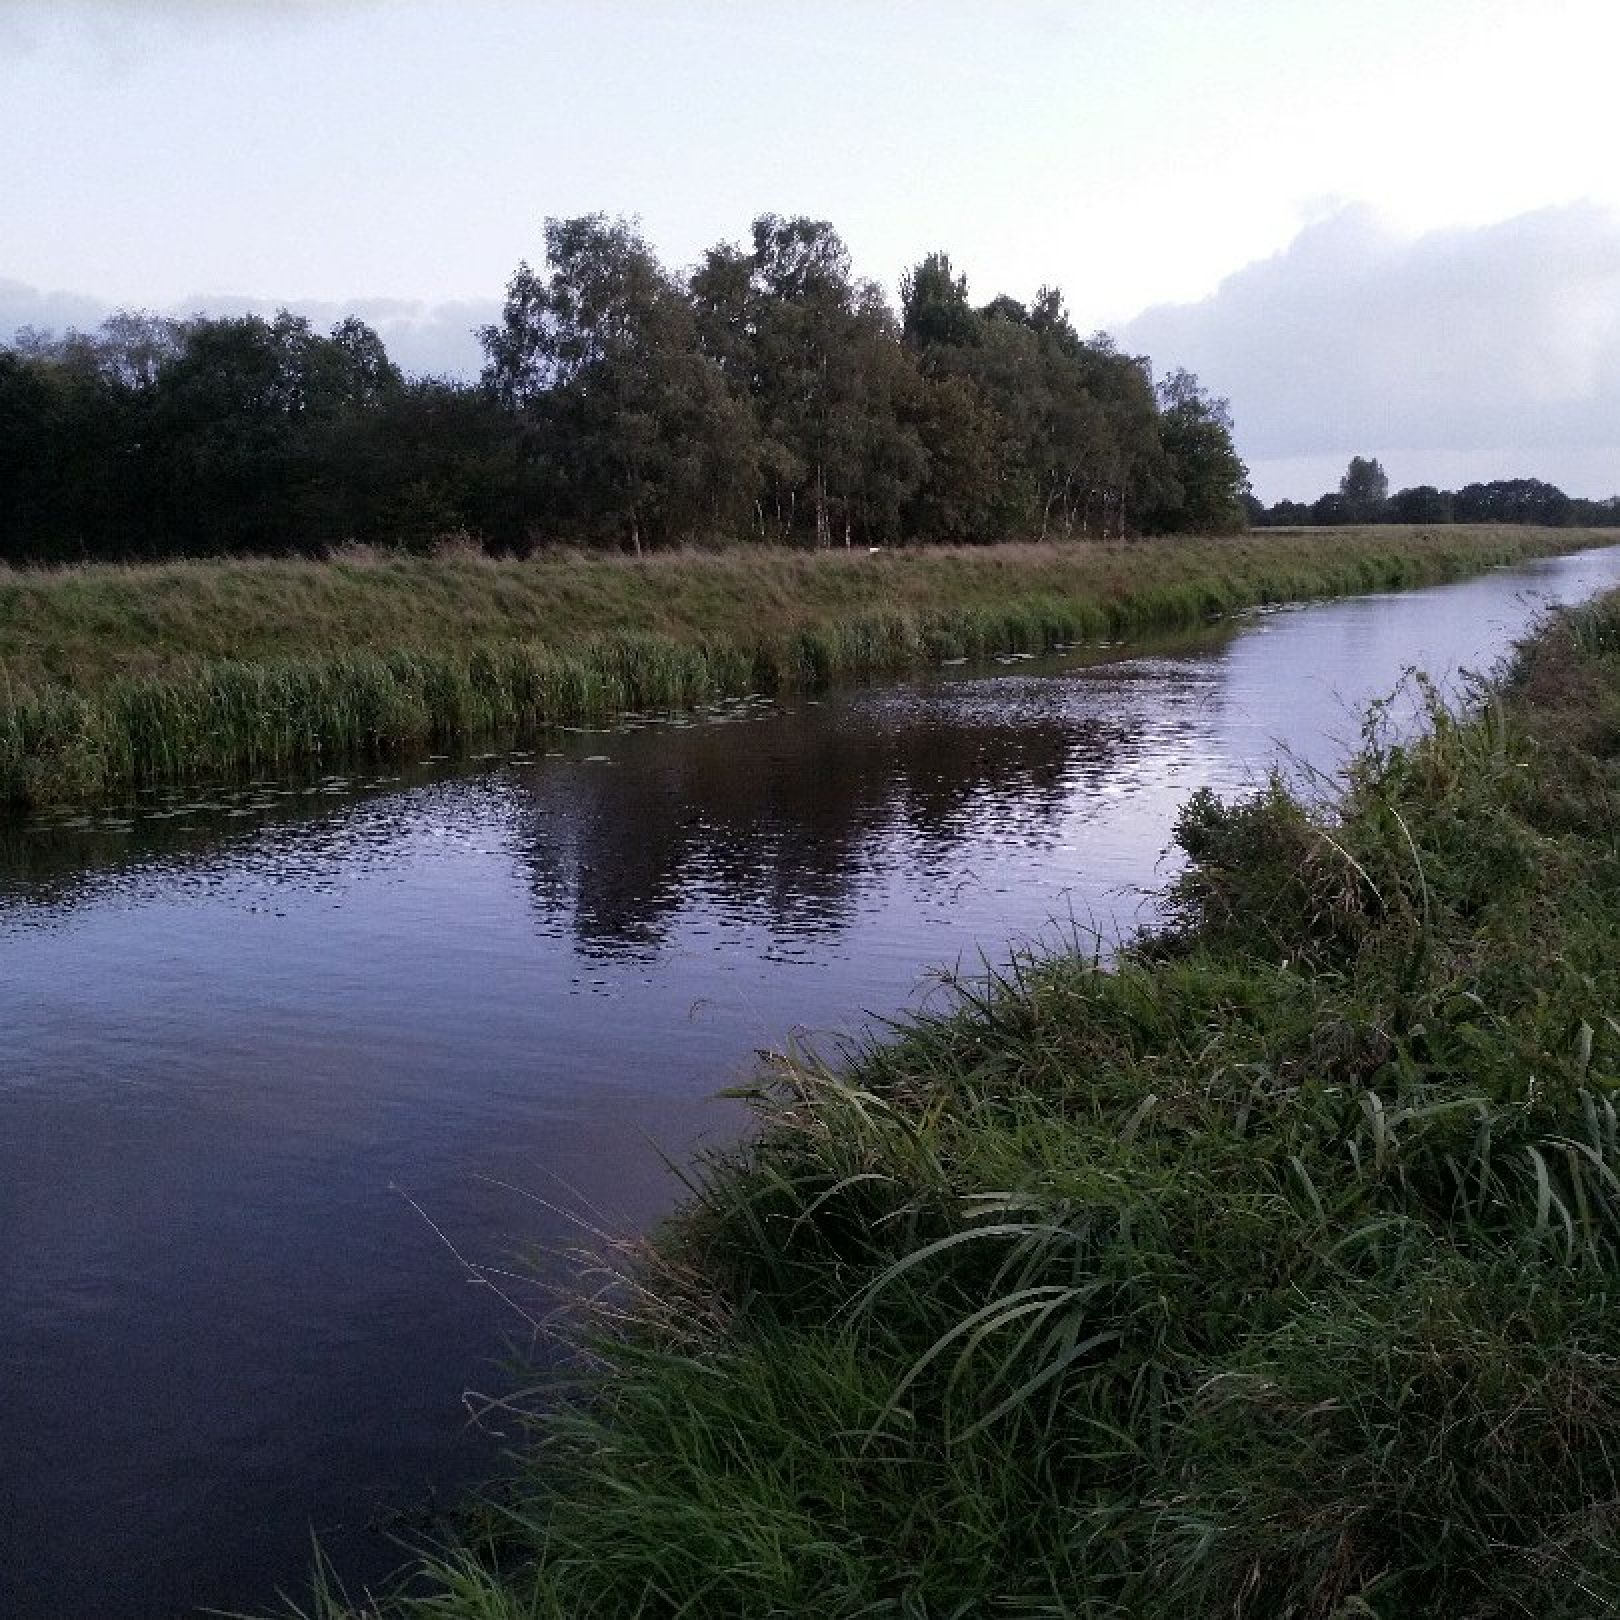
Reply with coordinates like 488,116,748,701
1,526,1605,808
289,590,1620,1617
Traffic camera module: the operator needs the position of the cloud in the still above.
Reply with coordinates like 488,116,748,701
0,0,377,20
0,281,492,378
1123,202,1620,497
0,0,381,56
0,277,110,337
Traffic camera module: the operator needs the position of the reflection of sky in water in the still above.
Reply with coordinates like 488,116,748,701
2,544,1620,1620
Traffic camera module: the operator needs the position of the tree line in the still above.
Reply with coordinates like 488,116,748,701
1253,455,1620,529
0,213,1250,564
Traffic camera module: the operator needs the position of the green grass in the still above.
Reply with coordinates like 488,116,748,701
3,525,1607,807
284,587,1620,1617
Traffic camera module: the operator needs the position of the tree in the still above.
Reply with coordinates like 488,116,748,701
900,252,977,352
1145,368,1249,534
482,215,759,552
1260,499,1313,526
1388,485,1453,524
722,214,929,548
901,372,1000,543
83,310,184,391
0,210,1297,560
1453,478,1572,527
0,350,62,560
1339,455,1389,521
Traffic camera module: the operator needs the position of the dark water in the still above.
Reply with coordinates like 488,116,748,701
4,546,1620,1619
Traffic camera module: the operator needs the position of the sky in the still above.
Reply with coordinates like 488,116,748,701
3,0,1618,501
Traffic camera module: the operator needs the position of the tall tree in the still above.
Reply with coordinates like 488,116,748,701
900,252,977,352
483,216,760,552
1339,455,1390,521
1148,368,1250,534
722,214,928,547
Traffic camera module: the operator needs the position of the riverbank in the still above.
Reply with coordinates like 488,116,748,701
304,586,1620,1617
1,526,1605,808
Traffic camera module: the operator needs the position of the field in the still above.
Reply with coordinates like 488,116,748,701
1,526,1607,808
290,582,1620,1618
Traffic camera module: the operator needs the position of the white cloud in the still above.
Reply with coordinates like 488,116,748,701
1124,202,1620,499
0,276,110,336
0,0,382,63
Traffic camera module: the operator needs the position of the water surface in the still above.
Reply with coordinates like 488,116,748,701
4,546,1620,1618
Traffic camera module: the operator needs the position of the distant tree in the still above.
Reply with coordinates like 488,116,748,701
1452,477,1572,526
144,313,308,551
1339,455,1390,521
1068,334,1172,539
1311,491,1352,525
938,290,1171,540
1388,484,1454,524
1263,499,1315,526
1571,494,1620,528
1146,368,1249,534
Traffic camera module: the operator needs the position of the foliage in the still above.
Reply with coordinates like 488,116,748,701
1145,368,1251,533
480,216,758,553
1338,453,1390,520
1,214,1253,562
0,309,517,562
1257,460,1619,530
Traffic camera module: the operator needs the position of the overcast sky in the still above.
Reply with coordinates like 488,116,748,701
4,0,1618,500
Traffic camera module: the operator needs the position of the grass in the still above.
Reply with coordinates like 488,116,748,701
3,525,1608,808
281,585,1620,1618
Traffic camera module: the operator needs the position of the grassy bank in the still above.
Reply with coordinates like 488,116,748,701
2,526,1606,808
299,586,1620,1617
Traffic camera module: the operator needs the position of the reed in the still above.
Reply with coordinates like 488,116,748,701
284,589,1620,1617
3,526,1606,808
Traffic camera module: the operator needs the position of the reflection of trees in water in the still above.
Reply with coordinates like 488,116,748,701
0,782,454,917
511,696,1142,960
0,797,323,915
0,659,1220,950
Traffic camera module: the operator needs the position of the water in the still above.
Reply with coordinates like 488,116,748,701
4,545,1619,1619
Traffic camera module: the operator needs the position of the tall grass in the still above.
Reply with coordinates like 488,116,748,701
3,525,1607,808
288,590,1620,1617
